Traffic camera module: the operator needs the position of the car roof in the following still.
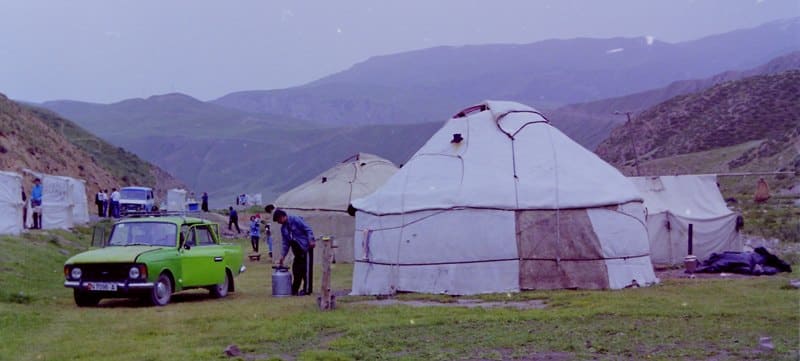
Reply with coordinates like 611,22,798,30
117,216,211,226
121,186,153,191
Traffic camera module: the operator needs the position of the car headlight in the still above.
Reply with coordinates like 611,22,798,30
129,266,140,279
70,267,82,280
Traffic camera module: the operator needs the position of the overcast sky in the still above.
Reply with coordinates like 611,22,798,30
0,0,797,103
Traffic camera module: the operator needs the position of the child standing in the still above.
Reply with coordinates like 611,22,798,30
249,216,260,253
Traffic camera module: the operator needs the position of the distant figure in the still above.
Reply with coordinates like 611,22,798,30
110,188,121,218
754,178,771,203
275,209,315,296
264,223,274,259
21,186,27,229
235,195,240,206
228,206,241,234
264,204,275,215
201,192,209,212
249,216,260,253
101,189,109,217
95,188,105,217
30,178,43,229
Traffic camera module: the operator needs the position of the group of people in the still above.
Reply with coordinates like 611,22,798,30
227,203,316,296
94,188,122,218
235,193,249,206
21,178,43,229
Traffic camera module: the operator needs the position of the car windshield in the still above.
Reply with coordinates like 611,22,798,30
108,222,177,247
120,189,148,200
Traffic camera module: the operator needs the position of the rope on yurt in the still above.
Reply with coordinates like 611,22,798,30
545,125,562,267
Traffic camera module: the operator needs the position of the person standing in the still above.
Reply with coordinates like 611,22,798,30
30,178,43,229
110,188,121,218
275,209,315,296
201,192,209,212
21,186,27,229
228,206,241,234
95,188,104,217
101,189,109,217
248,216,260,253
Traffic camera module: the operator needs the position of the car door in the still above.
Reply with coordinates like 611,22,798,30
180,225,225,287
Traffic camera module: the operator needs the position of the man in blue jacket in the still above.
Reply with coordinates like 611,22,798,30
275,209,315,296
30,178,43,229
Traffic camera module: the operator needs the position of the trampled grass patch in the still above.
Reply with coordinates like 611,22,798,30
0,229,798,361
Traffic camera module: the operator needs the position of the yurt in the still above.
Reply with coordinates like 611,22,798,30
274,153,398,263
350,101,658,295
166,188,188,212
629,175,742,265
0,171,24,235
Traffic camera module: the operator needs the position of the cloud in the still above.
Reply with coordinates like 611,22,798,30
605,48,624,54
281,9,294,22
104,31,121,39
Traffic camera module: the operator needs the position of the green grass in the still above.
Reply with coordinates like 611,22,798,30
1,229,798,361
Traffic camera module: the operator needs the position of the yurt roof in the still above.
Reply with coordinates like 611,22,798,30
275,152,398,212
352,100,642,215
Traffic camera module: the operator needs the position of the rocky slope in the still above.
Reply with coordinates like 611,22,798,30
0,92,182,199
595,71,800,177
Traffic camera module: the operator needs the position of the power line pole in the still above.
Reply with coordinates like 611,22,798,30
614,111,642,176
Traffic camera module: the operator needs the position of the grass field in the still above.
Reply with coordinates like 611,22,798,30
0,228,798,361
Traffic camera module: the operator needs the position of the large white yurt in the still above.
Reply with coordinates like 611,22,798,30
350,101,658,295
0,171,24,235
24,171,77,230
274,153,398,263
629,175,742,265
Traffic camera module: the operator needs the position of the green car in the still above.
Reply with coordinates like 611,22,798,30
64,216,245,307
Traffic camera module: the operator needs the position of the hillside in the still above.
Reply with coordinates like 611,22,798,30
214,18,800,126
550,51,800,149
595,71,800,182
0,92,182,198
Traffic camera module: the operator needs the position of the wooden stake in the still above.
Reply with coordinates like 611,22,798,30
319,236,334,311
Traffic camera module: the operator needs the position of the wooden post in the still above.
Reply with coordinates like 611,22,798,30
319,236,334,311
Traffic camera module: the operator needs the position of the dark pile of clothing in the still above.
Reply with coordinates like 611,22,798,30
696,247,792,275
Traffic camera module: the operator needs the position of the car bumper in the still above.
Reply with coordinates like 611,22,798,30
64,281,155,290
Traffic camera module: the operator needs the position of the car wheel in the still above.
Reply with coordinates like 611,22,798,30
149,274,172,306
74,290,101,307
209,271,230,298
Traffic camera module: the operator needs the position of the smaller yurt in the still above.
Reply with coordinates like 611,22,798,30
274,153,398,263
629,175,742,265
350,101,658,295
166,189,188,212
0,171,24,235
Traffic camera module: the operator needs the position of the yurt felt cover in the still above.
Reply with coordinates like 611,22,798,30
351,101,657,295
40,175,74,229
167,189,187,211
630,175,741,265
0,171,24,235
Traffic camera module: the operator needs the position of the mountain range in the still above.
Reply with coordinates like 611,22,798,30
34,18,800,207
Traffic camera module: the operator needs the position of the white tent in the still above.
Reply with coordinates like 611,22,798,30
66,177,90,225
0,171,24,235
23,171,78,230
350,101,658,295
629,175,742,265
274,153,398,263
166,188,188,211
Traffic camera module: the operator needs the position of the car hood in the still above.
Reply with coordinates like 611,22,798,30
66,246,167,264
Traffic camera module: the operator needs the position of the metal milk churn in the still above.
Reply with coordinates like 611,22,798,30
272,266,292,297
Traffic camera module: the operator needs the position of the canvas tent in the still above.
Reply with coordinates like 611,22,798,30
67,177,90,225
23,171,86,230
0,171,24,235
166,188,188,211
629,175,742,265
274,153,398,263
350,101,658,295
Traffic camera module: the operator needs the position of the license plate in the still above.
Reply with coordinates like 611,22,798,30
87,282,117,291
